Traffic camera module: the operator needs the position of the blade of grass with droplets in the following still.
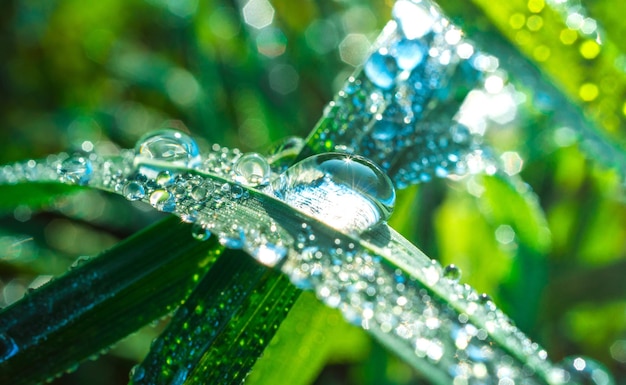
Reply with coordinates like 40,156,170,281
128,248,299,385
0,216,221,385
436,0,626,178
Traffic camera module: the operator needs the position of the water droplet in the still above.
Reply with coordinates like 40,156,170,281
443,264,461,282
234,153,271,186
0,333,18,362
364,50,397,90
218,226,245,249
393,0,436,40
560,356,615,385
393,38,427,71
57,156,93,185
250,243,287,267
129,364,145,381
149,189,176,212
191,223,211,241
134,130,201,170
273,153,395,233
123,181,146,201
155,171,173,186
190,185,209,201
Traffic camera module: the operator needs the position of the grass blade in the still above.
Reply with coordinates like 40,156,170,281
0,216,221,385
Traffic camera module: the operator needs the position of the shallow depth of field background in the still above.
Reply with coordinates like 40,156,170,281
1,0,626,384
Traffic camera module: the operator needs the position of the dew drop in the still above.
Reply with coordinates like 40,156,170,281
364,50,398,90
0,333,18,362
149,189,176,212
273,153,395,233
393,38,427,71
560,356,615,385
129,364,145,382
57,156,93,185
155,171,173,186
191,223,211,241
443,264,461,282
218,226,245,249
123,181,146,201
250,243,287,267
134,129,201,170
393,0,436,40
190,185,209,201
234,153,271,186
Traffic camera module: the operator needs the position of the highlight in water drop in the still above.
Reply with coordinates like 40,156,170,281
134,129,201,169
273,153,395,233
57,156,93,185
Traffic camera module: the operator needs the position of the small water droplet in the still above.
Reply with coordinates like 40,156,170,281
234,153,271,186
393,38,427,71
393,0,436,40
190,185,209,201
250,243,287,267
218,226,245,249
134,130,201,170
443,264,461,282
560,356,615,385
364,50,398,90
191,223,211,241
57,156,93,185
0,333,18,362
231,185,244,199
149,189,176,212
273,153,395,233
155,171,173,186
129,364,145,381
123,181,146,201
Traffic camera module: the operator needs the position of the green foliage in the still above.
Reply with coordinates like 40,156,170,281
1,0,626,384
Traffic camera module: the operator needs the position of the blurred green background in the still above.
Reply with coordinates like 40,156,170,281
1,0,626,384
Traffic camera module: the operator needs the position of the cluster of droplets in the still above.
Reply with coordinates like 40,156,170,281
311,0,489,189
0,127,616,383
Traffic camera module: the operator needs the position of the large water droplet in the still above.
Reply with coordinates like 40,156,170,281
0,333,18,362
273,153,395,233
57,156,93,185
134,130,201,170
560,356,615,385
234,153,271,186
364,51,398,90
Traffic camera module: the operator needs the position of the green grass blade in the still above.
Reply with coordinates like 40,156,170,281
246,292,370,385
0,216,221,385
129,249,299,385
